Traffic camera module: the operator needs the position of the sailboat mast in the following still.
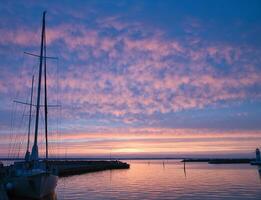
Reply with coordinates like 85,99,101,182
31,11,46,161
26,75,34,153
44,20,48,160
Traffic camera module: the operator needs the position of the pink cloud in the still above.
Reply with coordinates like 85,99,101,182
0,19,260,119
2,127,261,157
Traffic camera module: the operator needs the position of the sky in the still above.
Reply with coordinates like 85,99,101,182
0,0,261,158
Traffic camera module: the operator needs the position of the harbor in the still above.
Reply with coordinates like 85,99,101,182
1,1,261,199
182,148,261,165
0,11,132,200
2,159,261,200
0,160,130,199
46,160,129,177
182,158,254,164
0,160,130,177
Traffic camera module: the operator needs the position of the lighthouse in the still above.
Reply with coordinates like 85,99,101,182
256,148,260,162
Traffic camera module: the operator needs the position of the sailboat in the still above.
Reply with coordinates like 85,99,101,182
24,75,34,162
5,11,58,199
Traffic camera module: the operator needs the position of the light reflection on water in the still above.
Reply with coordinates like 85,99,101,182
4,160,261,199
55,160,261,200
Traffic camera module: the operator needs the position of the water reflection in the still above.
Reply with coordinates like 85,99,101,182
6,161,261,200
257,166,261,181
56,160,261,200
183,161,187,178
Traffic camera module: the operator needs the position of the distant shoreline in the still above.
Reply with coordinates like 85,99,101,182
183,158,255,164
0,157,255,161
0,157,183,161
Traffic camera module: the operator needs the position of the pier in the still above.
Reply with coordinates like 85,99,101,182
1,160,130,177
182,158,254,164
0,160,129,199
48,160,130,176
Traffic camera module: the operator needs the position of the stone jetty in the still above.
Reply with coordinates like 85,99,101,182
48,160,130,177
182,158,254,164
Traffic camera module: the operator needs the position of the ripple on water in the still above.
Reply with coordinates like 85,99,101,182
56,161,261,200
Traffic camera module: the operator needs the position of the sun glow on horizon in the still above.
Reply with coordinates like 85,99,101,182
1,128,260,158
0,1,261,159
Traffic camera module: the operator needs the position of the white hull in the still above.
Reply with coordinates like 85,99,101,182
7,172,58,199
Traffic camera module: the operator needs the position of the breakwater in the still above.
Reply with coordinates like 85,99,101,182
1,160,130,178
182,158,254,164
48,160,130,176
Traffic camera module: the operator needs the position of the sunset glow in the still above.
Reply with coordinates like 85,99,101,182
0,0,261,159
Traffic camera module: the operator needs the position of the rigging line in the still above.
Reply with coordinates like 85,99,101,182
37,108,42,158
8,101,16,158
21,116,29,158
58,59,62,158
40,108,46,158
13,130,22,158
40,107,47,152
10,102,18,158
16,103,28,159
11,102,26,159
17,138,22,159
24,51,58,60
8,102,15,158
13,100,61,107
38,109,42,158
9,52,27,159
11,63,22,157
18,117,26,159
59,105,62,158
55,57,60,158
26,76,34,153
16,93,29,130
14,84,30,159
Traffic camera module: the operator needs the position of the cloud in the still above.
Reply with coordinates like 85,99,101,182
2,127,261,157
0,13,260,125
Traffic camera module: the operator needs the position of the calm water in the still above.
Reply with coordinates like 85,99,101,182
5,160,261,199
56,160,261,200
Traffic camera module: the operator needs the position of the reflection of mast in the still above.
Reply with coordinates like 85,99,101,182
25,76,34,161
110,169,112,183
258,166,261,182
183,161,187,178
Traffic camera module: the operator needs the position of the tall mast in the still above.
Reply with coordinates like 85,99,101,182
44,17,48,160
25,75,34,161
31,11,46,161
